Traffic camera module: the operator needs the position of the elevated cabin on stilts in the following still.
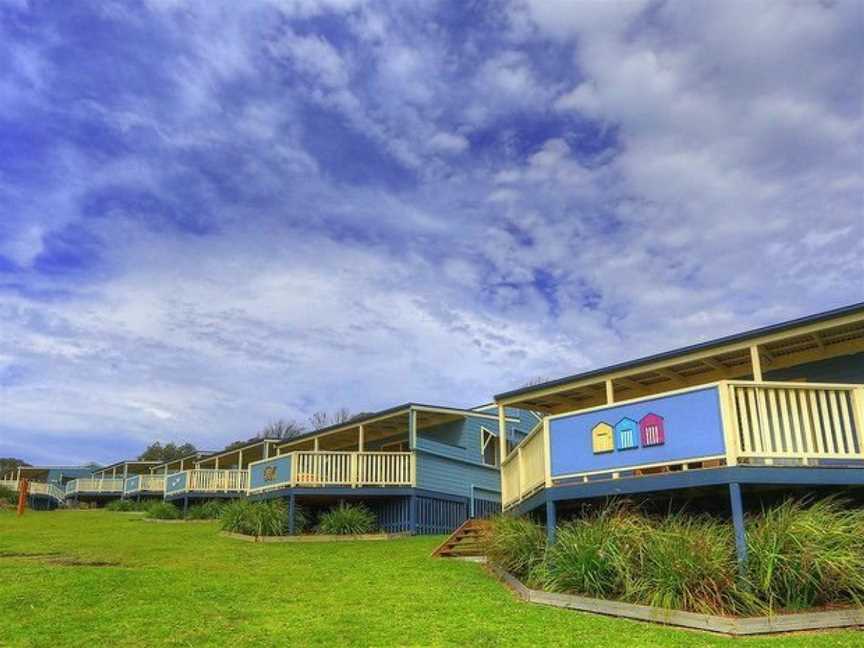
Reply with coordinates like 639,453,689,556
2,465,95,509
494,302,864,567
246,403,540,535
163,440,280,513
66,461,161,506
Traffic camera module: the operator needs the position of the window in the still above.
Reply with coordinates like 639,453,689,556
506,429,523,456
480,427,499,467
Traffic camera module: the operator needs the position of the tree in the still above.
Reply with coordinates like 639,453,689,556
259,419,306,441
0,457,29,477
137,442,197,463
309,407,354,430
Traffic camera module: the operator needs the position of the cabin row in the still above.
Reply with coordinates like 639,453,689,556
2,404,539,533
4,303,864,544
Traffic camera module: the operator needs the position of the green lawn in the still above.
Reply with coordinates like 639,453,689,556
0,510,861,647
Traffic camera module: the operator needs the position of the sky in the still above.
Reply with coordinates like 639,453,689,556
1,0,862,465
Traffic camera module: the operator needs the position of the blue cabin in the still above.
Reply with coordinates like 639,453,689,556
2,465,97,509
245,403,539,534
493,303,864,564
65,460,162,505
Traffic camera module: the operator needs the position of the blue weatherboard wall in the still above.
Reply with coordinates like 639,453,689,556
549,386,726,478
414,413,502,501
249,455,291,490
165,471,187,494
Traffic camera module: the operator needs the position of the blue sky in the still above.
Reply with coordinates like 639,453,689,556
1,0,862,465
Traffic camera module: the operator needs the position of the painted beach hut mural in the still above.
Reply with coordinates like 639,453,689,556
614,417,639,450
639,413,665,447
591,422,614,454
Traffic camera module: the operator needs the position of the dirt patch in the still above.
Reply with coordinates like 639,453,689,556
0,551,120,567
0,551,62,558
45,557,120,567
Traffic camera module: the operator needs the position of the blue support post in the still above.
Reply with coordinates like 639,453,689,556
183,496,189,516
288,494,296,535
729,482,748,571
409,494,417,535
546,498,557,545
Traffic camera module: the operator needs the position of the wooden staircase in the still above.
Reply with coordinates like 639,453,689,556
431,519,491,558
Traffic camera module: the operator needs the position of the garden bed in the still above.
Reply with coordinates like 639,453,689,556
142,518,215,524
220,531,407,543
487,562,864,636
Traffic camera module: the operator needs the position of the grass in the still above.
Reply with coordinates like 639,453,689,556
0,510,862,647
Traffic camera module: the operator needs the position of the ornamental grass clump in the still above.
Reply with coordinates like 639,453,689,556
484,515,547,583
317,503,377,535
146,501,181,520
186,500,225,520
746,498,864,611
220,500,307,537
541,502,645,599
626,513,760,616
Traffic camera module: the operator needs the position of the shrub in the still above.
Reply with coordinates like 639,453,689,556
146,501,181,520
747,498,864,611
317,503,376,535
186,500,225,520
485,515,547,582
220,499,306,537
106,499,138,512
0,485,17,506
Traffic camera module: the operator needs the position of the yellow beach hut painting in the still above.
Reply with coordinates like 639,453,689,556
591,422,615,454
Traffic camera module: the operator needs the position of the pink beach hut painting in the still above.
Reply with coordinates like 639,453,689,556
639,413,665,447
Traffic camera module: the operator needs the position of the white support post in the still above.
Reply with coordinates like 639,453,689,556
358,425,365,452
607,380,619,478
313,437,320,452
498,404,507,461
408,409,417,450
238,450,243,470
543,417,553,488
215,456,220,469
750,345,763,382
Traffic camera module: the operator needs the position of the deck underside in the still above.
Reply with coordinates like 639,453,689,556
512,466,864,515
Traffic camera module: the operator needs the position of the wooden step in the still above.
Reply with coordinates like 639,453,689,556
431,519,492,558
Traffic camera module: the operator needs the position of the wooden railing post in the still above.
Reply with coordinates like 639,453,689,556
517,447,525,501
717,382,739,467
852,387,864,456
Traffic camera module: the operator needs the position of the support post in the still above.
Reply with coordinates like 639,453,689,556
238,450,243,471
605,379,614,404
288,494,296,535
750,345,763,382
498,404,508,463
409,494,417,535
729,482,748,571
183,496,189,516
358,425,365,452
408,409,417,450
313,437,319,452
545,498,556,545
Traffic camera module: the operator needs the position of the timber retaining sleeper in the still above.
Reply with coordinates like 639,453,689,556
219,531,409,543
486,563,864,636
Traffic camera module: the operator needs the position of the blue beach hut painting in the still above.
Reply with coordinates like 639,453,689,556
614,417,639,450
